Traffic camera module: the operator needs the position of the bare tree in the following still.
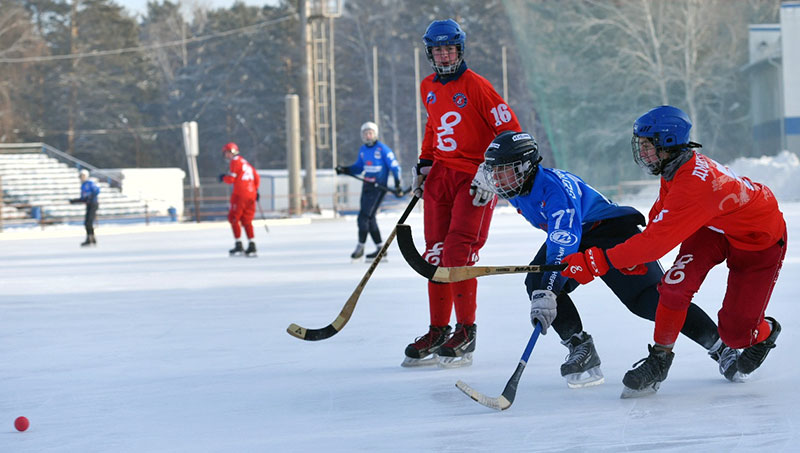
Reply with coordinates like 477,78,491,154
0,4,46,142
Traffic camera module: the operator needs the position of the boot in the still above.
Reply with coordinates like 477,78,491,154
560,331,604,388
365,243,383,260
81,234,95,247
737,317,781,375
708,341,741,382
350,243,365,260
401,325,452,367
229,241,244,256
621,344,674,398
245,241,257,257
437,323,477,368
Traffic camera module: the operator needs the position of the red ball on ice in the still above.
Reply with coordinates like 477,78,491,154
14,416,29,432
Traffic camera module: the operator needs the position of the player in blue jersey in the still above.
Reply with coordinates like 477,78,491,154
336,121,403,260
470,131,737,388
69,168,101,247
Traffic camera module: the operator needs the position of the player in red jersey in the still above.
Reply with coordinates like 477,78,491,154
558,106,786,397
403,19,521,368
220,142,261,257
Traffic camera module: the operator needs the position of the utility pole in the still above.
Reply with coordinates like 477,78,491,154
300,0,318,211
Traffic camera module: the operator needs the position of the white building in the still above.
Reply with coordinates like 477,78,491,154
745,1,800,155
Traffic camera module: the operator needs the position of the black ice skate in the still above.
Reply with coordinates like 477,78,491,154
621,344,674,398
708,341,743,382
737,317,781,375
350,243,365,261
245,241,257,257
229,241,244,256
80,234,96,247
560,331,604,388
437,323,476,369
365,244,384,261
401,325,451,367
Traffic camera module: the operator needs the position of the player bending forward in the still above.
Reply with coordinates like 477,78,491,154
472,131,737,388
560,106,787,397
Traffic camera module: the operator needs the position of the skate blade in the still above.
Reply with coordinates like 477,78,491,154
245,254,258,258
565,366,605,389
437,353,473,369
727,371,749,383
401,355,439,368
620,382,660,399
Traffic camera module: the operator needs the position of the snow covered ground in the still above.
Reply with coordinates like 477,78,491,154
2,153,799,452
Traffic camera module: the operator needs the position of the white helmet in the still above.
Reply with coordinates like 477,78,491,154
79,169,90,180
360,121,378,145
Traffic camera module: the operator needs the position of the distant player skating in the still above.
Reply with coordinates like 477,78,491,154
69,168,100,247
336,121,403,262
219,142,261,257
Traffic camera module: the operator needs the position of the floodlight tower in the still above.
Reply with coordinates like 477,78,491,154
301,0,342,212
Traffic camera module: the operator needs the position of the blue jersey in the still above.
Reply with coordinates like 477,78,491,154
508,167,640,293
79,180,100,204
346,140,401,187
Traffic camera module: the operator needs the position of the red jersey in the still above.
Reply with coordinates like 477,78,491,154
420,68,520,174
607,152,786,269
223,155,260,199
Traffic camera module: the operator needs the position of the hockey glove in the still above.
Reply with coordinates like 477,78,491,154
561,247,610,284
394,178,404,197
335,165,349,175
530,289,558,335
218,173,226,183
619,263,648,276
412,159,433,198
469,163,496,207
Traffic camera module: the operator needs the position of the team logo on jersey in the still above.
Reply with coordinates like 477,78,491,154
426,91,436,104
453,93,468,108
549,229,578,246
374,150,382,159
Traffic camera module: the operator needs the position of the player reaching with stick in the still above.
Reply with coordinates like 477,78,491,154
559,106,787,397
471,130,738,388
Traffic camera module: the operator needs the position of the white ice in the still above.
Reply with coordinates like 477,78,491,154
2,156,799,452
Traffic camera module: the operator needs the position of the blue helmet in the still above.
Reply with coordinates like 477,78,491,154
422,19,465,76
631,105,700,175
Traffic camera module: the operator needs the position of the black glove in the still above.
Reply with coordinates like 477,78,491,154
69,198,81,204
412,159,433,197
394,179,404,197
218,173,226,183
256,192,260,202
335,165,349,175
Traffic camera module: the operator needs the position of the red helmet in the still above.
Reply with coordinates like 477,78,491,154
222,142,239,155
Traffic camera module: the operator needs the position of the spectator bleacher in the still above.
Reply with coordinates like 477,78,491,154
0,145,149,224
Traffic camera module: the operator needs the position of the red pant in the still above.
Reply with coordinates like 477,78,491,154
423,163,495,326
228,194,256,239
656,227,786,348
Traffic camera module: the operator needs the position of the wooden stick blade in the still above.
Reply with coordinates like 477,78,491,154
455,380,511,411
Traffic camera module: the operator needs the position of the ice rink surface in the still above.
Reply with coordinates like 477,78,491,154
2,200,798,452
